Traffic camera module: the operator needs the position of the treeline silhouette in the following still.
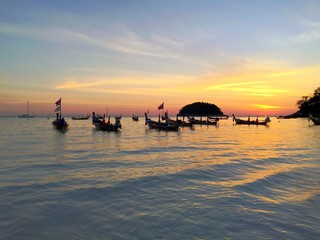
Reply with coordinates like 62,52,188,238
296,87,320,115
178,102,223,116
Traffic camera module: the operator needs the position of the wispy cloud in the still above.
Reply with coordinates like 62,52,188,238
54,77,164,96
291,30,320,44
266,18,320,46
150,34,187,48
0,22,183,59
53,74,198,97
252,104,283,109
264,71,298,78
230,87,286,97
54,79,108,90
206,81,262,90
206,78,287,97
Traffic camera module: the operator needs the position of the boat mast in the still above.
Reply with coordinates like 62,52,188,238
27,101,29,116
60,98,62,119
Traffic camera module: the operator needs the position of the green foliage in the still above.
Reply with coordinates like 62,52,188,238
178,102,223,116
296,87,320,114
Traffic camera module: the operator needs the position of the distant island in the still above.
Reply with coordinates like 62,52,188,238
282,86,320,118
177,102,225,116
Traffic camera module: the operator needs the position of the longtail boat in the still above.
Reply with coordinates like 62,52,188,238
169,118,193,127
232,114,270,125
52,113,68,130
163,112,192,127
145,113,179,131
132,114,139,121
309,113,320,125
92,112,121,131
188,116,218,125
72,114,90,120
52,98,68,131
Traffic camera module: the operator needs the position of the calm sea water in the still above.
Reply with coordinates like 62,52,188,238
0,117,319,239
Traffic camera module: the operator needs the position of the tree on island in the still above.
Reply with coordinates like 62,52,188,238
296,87,320,115
178,102,224,116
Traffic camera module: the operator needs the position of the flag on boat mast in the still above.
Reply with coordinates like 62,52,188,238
54,98,62,117
54,105,61,112
55,98,62,106
158,102,164,110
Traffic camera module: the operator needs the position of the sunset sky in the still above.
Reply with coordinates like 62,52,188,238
0,0,319,116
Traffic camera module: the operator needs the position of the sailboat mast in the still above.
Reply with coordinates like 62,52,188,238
60,98,62,119
27,101,29,116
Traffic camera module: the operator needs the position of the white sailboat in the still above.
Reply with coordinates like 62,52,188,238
18,101,35,118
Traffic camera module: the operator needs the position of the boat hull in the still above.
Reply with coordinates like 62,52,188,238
234,121,267,125
132,116,139,121
72,116,90,120
18,115,34,118
232,114,270,126
309,114,320,125
145,113,179,131
52,120,68,130
147,121,179,131
188,117,218,125
93,122,120,131
92,112,121,131
190,120,217,125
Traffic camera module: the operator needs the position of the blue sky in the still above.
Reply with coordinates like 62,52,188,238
0,0,319,116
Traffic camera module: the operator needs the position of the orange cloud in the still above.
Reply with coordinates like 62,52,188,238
206,80,286,97
252,104,283,109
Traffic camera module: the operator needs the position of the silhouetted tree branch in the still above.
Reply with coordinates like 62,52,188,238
296,87,320,114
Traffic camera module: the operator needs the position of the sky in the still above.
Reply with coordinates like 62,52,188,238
0,0,319,117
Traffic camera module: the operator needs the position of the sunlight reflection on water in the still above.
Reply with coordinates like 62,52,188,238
0,117,319,239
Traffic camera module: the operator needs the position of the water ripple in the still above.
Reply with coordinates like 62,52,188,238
1,117,320,239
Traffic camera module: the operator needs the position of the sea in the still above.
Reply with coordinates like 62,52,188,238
0,116,319,240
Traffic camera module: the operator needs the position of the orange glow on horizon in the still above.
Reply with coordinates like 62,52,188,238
1,64,318,117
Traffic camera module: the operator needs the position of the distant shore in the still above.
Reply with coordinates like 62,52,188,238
278,110,311,119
